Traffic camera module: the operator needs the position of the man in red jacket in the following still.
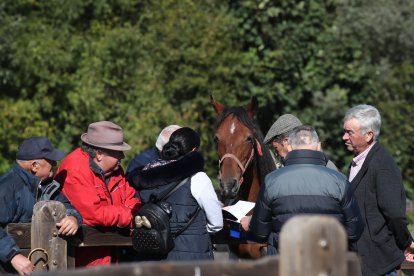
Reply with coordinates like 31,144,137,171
55,121,141,267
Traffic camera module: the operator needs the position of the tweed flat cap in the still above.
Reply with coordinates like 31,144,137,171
263,114,302,144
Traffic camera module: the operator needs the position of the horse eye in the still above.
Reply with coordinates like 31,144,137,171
214,136,219,144
246,136,253,143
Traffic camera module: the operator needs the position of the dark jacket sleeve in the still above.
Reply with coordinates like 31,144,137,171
0,183,20,262
376,164,412,250
52,191,83,226
249,180,273,240
340,181,364,242
0,227,20,263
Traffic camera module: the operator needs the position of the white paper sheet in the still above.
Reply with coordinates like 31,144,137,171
222,200,255,222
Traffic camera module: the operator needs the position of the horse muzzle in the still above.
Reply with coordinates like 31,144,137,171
219,178,242,199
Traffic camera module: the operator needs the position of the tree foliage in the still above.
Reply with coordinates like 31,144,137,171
0,0,413,195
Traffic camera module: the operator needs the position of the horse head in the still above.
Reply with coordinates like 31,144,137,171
211,96,273,201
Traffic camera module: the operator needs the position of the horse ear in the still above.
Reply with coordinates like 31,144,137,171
210,95,225,115
245,96,258,118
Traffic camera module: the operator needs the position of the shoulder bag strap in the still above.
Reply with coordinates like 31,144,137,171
157,176,201,238
158,177,190,201
172,207,201,238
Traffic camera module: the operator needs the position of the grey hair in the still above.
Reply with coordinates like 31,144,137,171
273,128,297,143
155,125,181,151
344,104,381,140
81,143,98,158
288,125,320,148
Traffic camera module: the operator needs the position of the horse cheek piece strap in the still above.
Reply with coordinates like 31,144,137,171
218,138,260,186
256,142,263,157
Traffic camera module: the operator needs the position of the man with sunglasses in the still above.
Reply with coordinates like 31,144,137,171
0,136,81,275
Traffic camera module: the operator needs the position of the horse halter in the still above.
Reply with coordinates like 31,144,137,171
218,138,260,186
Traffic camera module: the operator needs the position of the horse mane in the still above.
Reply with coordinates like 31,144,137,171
216,106,276,185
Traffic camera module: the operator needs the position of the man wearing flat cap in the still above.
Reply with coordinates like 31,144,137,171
264,114,337,170
264,114,302,167
55,121,140,267
0,136,82,275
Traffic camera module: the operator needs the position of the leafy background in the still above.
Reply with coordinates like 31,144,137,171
1,0,413,204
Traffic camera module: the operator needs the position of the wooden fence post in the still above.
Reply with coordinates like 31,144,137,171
31,201,67,272
279,215,356,276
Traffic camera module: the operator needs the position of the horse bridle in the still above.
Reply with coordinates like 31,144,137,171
218,138,259,186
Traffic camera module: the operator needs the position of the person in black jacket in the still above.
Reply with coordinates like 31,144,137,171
0,137,81,275
126,125,181,183
130,127,223,261
241,125,363,255
343,104,414,276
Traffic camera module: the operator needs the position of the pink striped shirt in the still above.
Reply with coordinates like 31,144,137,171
349,142,376,182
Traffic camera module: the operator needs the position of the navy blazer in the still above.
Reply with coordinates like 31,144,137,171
350,142,412,276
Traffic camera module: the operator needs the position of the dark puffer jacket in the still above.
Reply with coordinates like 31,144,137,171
130,151,213,261
125,147,159,184
250,150,364,254
0,163,82,264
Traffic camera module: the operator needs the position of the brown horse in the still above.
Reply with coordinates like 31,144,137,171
211,96,276,259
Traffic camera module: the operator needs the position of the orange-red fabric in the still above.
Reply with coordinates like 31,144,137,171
55,148,140,266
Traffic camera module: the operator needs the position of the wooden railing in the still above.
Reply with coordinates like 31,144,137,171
1,201,413,275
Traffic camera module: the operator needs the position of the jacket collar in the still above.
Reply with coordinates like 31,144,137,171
284,149,328,166
350,142,380,190
12,163,40,194
131,151,204,190
78,148,125,187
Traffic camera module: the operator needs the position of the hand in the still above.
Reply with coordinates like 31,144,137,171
11,254,33,275
56,216,78,236
404,241,414,262
240,216,251,232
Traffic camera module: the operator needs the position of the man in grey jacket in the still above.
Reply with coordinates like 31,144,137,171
241,125,363,255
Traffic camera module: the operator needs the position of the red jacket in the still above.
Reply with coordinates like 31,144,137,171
55,148,140,267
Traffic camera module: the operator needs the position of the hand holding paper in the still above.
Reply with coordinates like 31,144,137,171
240,216,251,231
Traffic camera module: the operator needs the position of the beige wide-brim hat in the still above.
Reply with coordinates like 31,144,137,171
81,121,131,151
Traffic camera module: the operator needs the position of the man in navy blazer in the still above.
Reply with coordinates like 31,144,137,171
343,104,414,276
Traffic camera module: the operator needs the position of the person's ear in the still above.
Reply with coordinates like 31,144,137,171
95,150,104,162
316,142,321,151
30,161,39,174
365,131,374,143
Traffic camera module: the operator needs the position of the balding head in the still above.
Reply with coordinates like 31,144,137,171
287,125,321,151
155,125,182,151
